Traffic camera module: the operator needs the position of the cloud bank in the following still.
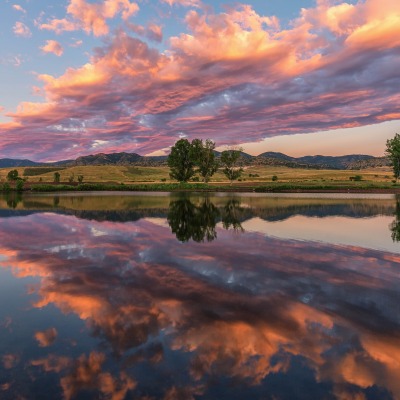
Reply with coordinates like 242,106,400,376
1,0,400,160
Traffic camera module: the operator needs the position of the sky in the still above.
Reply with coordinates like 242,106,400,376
0,0,399,161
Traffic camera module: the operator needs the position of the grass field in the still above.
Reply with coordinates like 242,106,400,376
0,165,394,187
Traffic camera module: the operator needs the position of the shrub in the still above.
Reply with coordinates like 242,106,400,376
54,172,61,183
2,182,11,192
16,180,24,191
77,175,84,183
272,175,278,181
160,178,167,182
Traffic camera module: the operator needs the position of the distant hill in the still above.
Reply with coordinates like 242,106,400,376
0,158,41,168
256,153,388,169
0,151,389,170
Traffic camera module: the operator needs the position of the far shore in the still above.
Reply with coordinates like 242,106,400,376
1,181,400,195
0,164,397,195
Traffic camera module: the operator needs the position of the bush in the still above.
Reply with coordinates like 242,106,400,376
77,175,84,183
160,178,167,182
272,175,278,181
54,172,61,183
2,182,11,192
349,175,362,181
16,180,24,191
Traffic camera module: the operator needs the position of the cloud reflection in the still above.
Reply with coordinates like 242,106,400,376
0,199,399,399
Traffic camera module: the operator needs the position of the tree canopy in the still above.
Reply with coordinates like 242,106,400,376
167,139,196,182
191,138,219,182
7,169,18,181
386,133,400,181
220,148,243,185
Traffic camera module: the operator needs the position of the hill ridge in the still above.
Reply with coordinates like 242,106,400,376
0,151,388,170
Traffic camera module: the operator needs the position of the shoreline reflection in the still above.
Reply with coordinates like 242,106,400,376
0,194,399,399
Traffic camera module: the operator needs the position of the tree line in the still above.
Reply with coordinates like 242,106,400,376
167,138,243,184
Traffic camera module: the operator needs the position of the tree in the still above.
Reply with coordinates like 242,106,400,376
16,180,24,192
191,139,219,182
77,175,84,183
54,172,60,183
220,148,243,185
168,139,196,182
7,169,18,181
386,133,400,181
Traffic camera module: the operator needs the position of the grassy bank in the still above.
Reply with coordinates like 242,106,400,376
0,165,397,193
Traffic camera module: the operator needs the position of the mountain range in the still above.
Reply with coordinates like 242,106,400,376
0,151,389,170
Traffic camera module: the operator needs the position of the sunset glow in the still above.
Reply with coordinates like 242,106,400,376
1,0,399,161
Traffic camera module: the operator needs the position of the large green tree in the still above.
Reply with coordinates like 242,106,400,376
168,138,196,182
191,138,219,182
386,133,400,181
7,169,18,181
220,148,243,185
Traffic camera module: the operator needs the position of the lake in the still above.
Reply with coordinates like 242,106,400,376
0,192,399,400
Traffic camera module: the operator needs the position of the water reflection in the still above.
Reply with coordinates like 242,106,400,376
0,193,399,399
390,195,400,242
167,197,243,242
4,192,23,209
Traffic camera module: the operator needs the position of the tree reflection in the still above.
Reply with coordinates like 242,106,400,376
221,199,245,232
167,196,244,242
167,197,219,242
5,192,23,209
390,195,400,242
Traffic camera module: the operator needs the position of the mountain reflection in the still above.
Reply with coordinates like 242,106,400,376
0,194,399,399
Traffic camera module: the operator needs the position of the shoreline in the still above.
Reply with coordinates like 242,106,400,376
1,182,400,195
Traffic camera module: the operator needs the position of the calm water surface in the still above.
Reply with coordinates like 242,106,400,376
0,192,399,400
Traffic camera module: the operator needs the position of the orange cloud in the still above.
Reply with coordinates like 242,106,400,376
2,0,400,168
34,327,58,347
40,0,139,36
13,21,31,37
40,40,64,56
12,4,26,13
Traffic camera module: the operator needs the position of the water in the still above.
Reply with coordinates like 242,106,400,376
0,192,399,400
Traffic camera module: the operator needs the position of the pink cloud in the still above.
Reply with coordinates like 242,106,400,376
12,4,26,13
40,0,139,36
69,39,83,47
161,0,202,7
126,21,163,42
13,21,31,37
2,0,400,160
41,40,64,56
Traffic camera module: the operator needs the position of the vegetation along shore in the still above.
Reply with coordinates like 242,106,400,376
0,136,398,193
